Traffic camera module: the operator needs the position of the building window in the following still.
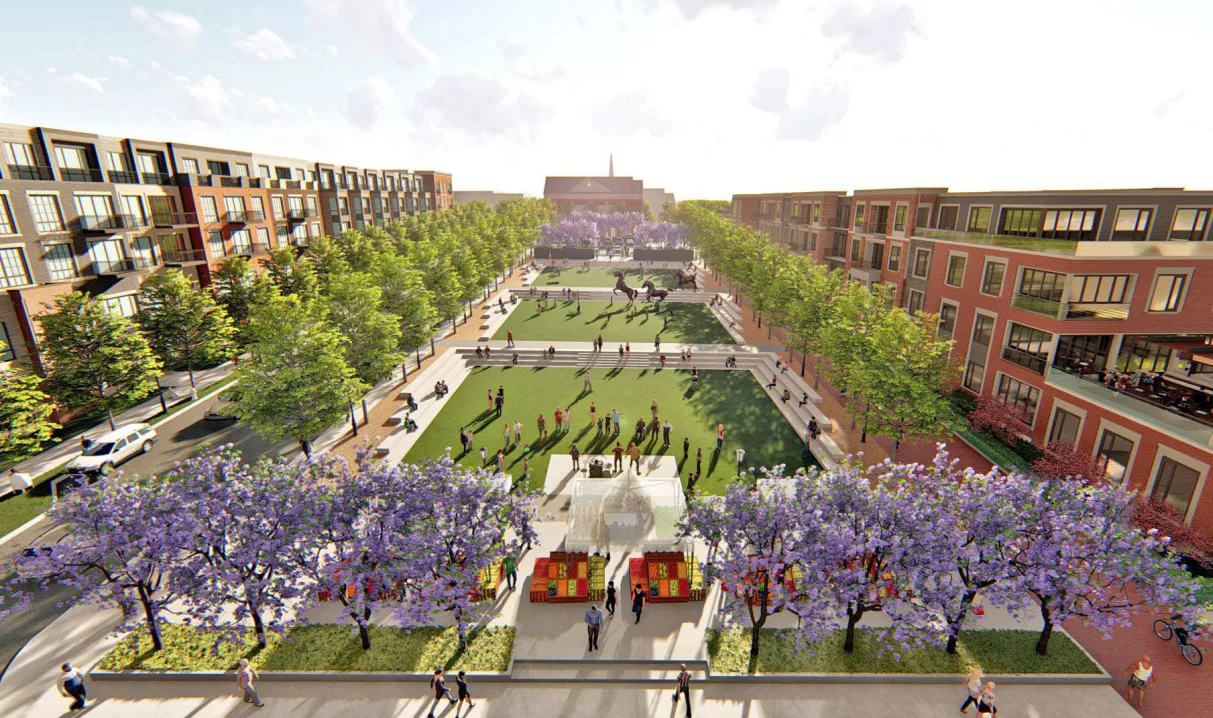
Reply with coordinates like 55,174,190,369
808,231,817,252
277,225,289,247
887,245,902,272
183,158,200,174
1148,274,1186,312
937,206,958,230
1112,208,1152,241
258,165,271,179
251,196,265,217
4,142,39,173
812,203,821,224
971,314,995,346
1018,268,1066,302
850,238,862,262
963,360,984,392
74,195,115,225
945,255,966,287
310,222,321,237
207,230,225,258
1097,429,1134,484
147,196,177,225
28,194,66,233
306,196,318,214
200,196,219,224
854,204,864,229
106,151,129,171
980,261,1005,296
271,196,285,219
1048,407,1081,445
44,243,79,280
236,163,250,177
275,167,292,181
121,196,146,225
207,160,230,176
1003,322,1052,374
257,227,270,248
893,205,907,232
995,374,1041,425
102,294,139,318
0,321,14,362
88,239,126,272
231,229,252,255
0,195,16,234
938,303,958,339
967,207,991,233
1151,456,1201,518
915,205,930,231
223,196,246,219
1068,274,1129,304
911,248,930,278
0,247,32,288
54,144,94,181
1037,208,1101,241
1169,208,1209,241
907,289,924,315
1116,336,1173,373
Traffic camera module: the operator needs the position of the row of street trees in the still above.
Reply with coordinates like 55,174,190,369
685,451,1203,662
679,201,958,454
2,449,539,653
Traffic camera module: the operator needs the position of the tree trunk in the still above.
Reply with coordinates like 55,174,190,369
1036,604,1054,655
187,367,197,389
249,603,268,649
137,583,163,652
349,402,359,436
300,439,312,458
800,354,806,376
843,606,863,653
356,607,373,650
106,406,116,431
362,399,370,425
946,588,978,655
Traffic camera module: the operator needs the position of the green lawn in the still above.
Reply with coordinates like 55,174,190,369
0,462,70,537
404,367,815,494
492,300,733,344
98,624,515,673
707,628,1101,675
534,266,682,288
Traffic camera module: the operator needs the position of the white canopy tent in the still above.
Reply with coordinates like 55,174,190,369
566,467,687,553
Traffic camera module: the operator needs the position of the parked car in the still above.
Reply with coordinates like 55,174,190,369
65,424,157,475
203,387,241,421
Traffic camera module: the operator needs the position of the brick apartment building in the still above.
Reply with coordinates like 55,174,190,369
734,187,1213,536
0,122,450,370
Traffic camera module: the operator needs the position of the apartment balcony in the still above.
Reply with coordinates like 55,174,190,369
159,247,208,266
225,210,249,224
267,178,317,191
152,212,198,228
59,167,104,183
93,256,157,276
235,241,270,258
246,210,266,222
1010,294,1063,318
79,214,139,232
5,164,55,181
1046,367,1213,449
287,208,316,222
915,227,1213,259
1010,294,1131,321
108,170,140,184
141,171,174,185
1001,345,1048,375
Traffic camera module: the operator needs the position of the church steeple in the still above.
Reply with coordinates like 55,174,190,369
609,153,614,178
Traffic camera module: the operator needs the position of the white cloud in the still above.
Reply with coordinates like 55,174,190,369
45,68,58,75
231,28,296,61
663,0,778,19
306,0,437,67
174,74,233,125
751,68,789,113
69,73,107,93
108,56,132,69
415,71,546,139
821,2,918,65
343,76,393,131
776,85,850,141
325,43,338,57
0,76,11,99
516,65,565,83
130,5,202,45
231,88,247,98
497,37,523,59
254,95,288,120
593,93,673,138
1154,91,1184,116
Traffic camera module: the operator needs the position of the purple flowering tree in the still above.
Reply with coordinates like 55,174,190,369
3,475,185,651
1004,477,1203,655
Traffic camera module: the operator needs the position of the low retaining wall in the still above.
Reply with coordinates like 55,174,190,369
90,670,513,683
634,248,693,262
533,247,596,259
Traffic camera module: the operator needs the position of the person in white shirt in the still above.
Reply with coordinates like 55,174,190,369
57,662,86,710
8,468,33,494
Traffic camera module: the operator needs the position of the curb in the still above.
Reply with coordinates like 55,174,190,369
90,670,513,683
0,513,50,548
705,672,1111,685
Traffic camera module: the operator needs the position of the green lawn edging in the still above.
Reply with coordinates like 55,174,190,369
706,628,1102,675
97,624,515,673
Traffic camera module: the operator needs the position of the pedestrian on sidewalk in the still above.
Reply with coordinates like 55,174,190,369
673,664,693,717
507,329,515,347
429,668,457,717
495,393,503,416
455,670,475,716
613,442,624,472
976,681,997,716
716,424,725,449
628,442,641,471
808,418,820,440
632,582,646,624
691,367,699,389
565,407,573,432
662,420,672,445
480,446,488,466
589,402,597,426
487,389,494,411
503,422,511,449
8,467,33,495
57,662,87,711
496,450,505,474
605,580,617,618
659,354,667,368
1125,655,1154,708
696,447,702,476
655,334,661,351
618,344,625,359
625,343,631,359
466,429,474,454
571,443,581,471
236,658,265,708
503,553,518,590
611,408,621,434
960,665,983,714
585,604,603,651
514,420,523,445
651,399,659,418
597,334,604,351
554,407,564,434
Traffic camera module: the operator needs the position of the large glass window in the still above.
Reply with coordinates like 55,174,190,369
121,196,146,225
945,255,966,287
1096,430,1134,484
236,163,250,177
271,196,285,219
1003,322,1053,374
1041,209,1100,240
813,203,821,224
915,205,930,230
182,158,200,174
0,247,31,288
87,239,126,272
1001,208,1042,236
1148,274,1186,312
912,248,930,278
938,303,958,339
231,229,253,255
102,294,139,318
106,151,129,171
850,238,862,262
306,196,318,214
907,290,924,315
148,196,176,225
967,207,991,232
1169,208,1209,241
963,360,985,392
200,196,219,224
54,144,93,181
971,314,995,346
207,230,225,258
1048,407,1081,445
257,227,270,248
44,243,79,280
981,261,1005,295
250,196,265,217
207,160,230,176
887,245,902,272
1018,268,1066,302
28,194,66,233
1112,208,1152,241
1054,334,1112,372
4,142,38,169
223,196,246,220
893,205,907,232
995,374,1041,424
937,206,958,230
74,195,115,224
0,195,15,234
1152,457,1201,518
1069,275,1129,304
1116,336,1173,373
854,204,865,229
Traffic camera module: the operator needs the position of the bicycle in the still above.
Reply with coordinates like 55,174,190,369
1153,614,1203,666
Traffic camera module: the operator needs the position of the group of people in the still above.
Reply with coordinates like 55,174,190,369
433,380,450,398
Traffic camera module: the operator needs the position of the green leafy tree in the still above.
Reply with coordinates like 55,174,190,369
371,252,438,361
324,273,403,385
263,247,319,300
136,270,237,387
304,235,351,292
660,200,679,222
232,294,365,457
642,201,655,221
38,292,163,430
0,361,60,464
211,256,276,344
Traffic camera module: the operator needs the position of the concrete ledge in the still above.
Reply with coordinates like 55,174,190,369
706,672,1111,685
90,670,513,683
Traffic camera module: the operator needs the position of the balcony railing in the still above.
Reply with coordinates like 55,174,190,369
159,247,208,265
108,170,140,184
93,256,157,275
7,164,55,181
1001,345,1048,375
141,171,173,185
287,208,315,221
1010,294,1063,318
225,210,248,224
152,212,198,227
79,214,138,232
1064,302,1131,320
59,167,104,183
234,241,270,257
246,210,266,222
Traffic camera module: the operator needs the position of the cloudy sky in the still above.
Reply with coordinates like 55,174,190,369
0,1,1209,199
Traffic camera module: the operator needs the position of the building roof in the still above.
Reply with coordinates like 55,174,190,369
544,176,644,197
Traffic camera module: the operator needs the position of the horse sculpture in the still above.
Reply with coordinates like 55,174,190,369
673,268,698,290
641,280,669,307
613,271,638,302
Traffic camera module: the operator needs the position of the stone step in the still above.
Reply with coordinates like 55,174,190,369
510,658,709,683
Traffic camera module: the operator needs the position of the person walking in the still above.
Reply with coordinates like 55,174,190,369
715,424,725,449
466,429,474,455
236,658,265,708
605,580,617,618
537,413,547,440
631,582,646,624
611,408,621,434
584,371,593,392
618,344,625,359
976,681,997,716
662,419,672,446
625,343,631,359
507,329,515,347
695,447,703,477
597,334,604,351
1125,655,1154,708
455,670,475,716
514,419,523,445
488,389,494,411
613,442,625,472
429,668,457,717
651,400,659,418
504,553,518,590
589,402,597,427
459,427,469,455
673,663,693,717
565,407,573,432
57,662,88,711
628,441,641,471
503,422,511,449
496,450,505,474
655,334,661,351
585,604,603,651
571,443,582,471
960,665,983,714
554,407,564,434
808,417,820,440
